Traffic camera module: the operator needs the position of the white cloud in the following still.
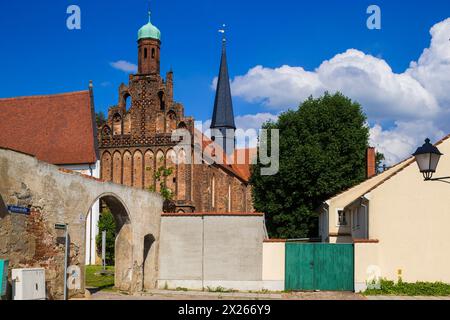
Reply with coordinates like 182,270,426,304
231,65,322,110
234,113,279,131
234,113,279,149
223,18,450,166
407,18,450,107
110,60,138,73
195,113,279,149
229,50,440,121
370,121,444,166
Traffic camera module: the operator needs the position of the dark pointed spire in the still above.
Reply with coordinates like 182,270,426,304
211,38,236,130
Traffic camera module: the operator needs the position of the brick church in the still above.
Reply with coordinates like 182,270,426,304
98,12,255,213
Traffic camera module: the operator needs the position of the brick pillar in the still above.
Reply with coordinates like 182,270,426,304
366,147,376,178
166,71,173,108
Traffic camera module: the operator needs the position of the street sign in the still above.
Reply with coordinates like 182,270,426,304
102,231,106,271
0,259,8,297
7,205,30,215
54,223,67,230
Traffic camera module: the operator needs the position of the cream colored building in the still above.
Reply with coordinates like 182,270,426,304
319,135,450,292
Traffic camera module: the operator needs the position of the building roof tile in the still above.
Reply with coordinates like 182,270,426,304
0,90,98,165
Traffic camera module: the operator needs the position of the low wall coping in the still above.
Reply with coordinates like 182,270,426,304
353,239,379,244
161,212,264,217
263,239,287,243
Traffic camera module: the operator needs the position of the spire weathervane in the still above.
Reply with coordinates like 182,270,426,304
218,24,226,42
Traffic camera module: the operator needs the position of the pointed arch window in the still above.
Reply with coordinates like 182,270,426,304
158,91,165,111
113,114,122,136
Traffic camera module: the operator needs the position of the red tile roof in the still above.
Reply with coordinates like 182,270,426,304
194,129,255,182
0,90,98,165
232,148,257,181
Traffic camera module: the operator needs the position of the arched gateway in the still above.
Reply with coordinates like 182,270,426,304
0,148,162,299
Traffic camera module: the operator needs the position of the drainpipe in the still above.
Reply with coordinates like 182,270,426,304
201,215,205,290
63,225,69,300
360,202,369,239
88,163,94,265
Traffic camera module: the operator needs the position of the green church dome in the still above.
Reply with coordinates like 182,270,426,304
138,13,161,41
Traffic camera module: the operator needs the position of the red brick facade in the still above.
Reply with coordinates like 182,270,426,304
98,33,253,213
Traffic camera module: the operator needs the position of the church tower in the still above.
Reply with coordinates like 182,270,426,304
210,38,236,155
137,11,161,74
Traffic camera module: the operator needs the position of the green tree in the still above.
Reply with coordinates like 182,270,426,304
148,157,175,212
96,209,116,265
250,92,370,239
376,152,385,173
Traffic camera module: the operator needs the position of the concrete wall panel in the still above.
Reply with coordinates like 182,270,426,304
158,214,265,291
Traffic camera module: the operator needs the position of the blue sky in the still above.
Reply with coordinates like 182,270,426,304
1,0,450,164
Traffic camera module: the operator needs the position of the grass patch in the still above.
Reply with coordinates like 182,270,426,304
176,287,189,291
205,286,236,293
85,265,115,290
364,279,450,296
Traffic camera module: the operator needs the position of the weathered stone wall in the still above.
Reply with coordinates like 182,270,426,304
158,213,266,291
0,148,163,299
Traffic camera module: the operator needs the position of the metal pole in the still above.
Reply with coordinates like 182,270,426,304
102,230,106,271
63,225,69,301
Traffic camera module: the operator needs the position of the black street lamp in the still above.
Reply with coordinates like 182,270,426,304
413,138,446,181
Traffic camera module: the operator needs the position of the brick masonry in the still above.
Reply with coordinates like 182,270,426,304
98,33,254,213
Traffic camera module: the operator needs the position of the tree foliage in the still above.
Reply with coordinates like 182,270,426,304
96,209,116,265
250,92,370,239
376,152,385,173
148,156,175,212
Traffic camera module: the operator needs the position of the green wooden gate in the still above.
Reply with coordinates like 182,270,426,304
285,243,354,291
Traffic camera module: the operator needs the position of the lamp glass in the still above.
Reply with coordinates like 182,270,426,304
429,152,441,173
414,153,432,173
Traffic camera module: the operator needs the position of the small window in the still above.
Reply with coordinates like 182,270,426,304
144,48,148,59
338,210,347,226
152,48,155,59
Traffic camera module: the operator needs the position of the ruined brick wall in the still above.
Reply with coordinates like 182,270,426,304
0,205,77,300
0,148,163,299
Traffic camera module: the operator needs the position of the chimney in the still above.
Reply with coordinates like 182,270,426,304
366,147,376,178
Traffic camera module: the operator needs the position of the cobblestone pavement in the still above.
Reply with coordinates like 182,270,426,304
88,289,367,300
